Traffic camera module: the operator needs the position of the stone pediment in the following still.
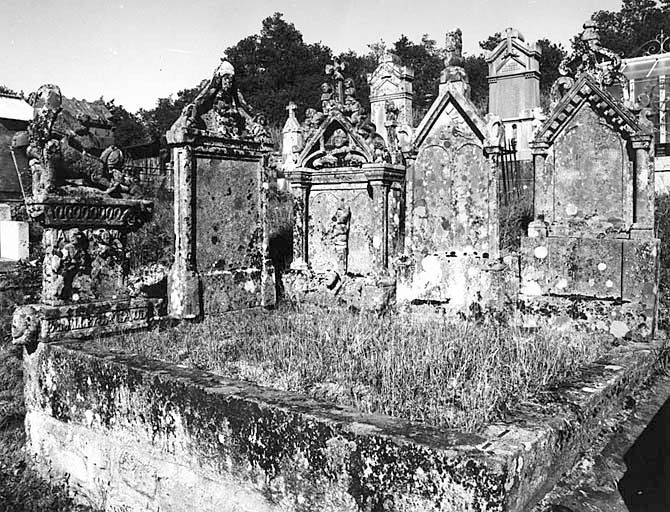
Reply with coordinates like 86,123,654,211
412,89,487,149
297,115,374,169
486,36,540,64
534,73,642,145
495,55,526,74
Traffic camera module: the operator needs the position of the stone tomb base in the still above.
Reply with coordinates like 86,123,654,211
281,269,396,311
395,254,519,317
24,298,165,342
201,266,275,314
519,235,659,339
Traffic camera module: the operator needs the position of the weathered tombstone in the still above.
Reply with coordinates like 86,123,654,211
520,24,659,339
10,84,158,349
397,31,515,312
282,58,404,308
367,51,414,148
167,59,275,319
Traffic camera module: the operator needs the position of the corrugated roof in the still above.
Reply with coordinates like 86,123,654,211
0,94,32,121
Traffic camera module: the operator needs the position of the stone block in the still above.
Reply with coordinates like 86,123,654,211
0,219,29,260
520,236,623,298
397,254,518,315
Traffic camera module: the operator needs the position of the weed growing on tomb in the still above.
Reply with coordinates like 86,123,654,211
103,304,613,432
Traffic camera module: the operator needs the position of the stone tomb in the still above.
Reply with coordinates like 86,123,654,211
167,59,275,319
397,47,516,313
520,72,659,338
283,60,404,306
10,84,160,349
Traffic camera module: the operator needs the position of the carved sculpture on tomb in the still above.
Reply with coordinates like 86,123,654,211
330,199,351,274
11,305,40,351
314,128,367,168
553,19,626,106
19,84,144,201
168,59,271,143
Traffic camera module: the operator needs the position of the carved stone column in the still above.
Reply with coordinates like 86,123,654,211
288,170,311,270
529,140,550,236
169,145,201,319
630,134,655,238
483,145,501,258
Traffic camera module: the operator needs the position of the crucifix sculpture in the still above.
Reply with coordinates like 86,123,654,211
326,56,346,104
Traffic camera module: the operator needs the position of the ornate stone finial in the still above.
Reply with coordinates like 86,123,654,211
444,28,463,67
554,19,624,93
504,27,525,57
326,56,346,104
440,28,469,97
286,101,298,119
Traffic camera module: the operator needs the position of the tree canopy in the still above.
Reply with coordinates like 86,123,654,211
588,0,670,57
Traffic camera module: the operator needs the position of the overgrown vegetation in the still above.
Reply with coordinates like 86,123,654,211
655,192,670,331
0,344,94,512
100,304,614,432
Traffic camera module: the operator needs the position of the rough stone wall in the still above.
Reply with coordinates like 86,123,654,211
25,341,511,512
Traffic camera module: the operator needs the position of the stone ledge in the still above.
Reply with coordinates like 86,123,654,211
23,337,666,512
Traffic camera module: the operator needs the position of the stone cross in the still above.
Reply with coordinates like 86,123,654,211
326,57,346,104
286,101,298,119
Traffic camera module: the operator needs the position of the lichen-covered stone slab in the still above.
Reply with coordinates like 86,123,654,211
411,101,491,257
551,106,626,235
520,236,623,298
22,339,663,512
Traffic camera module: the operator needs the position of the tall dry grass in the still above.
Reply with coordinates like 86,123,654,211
103,304,612,432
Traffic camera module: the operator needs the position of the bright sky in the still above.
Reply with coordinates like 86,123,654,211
0,0,622,113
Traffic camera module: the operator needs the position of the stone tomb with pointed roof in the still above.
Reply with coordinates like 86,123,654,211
520,73,659,338
282,67,404,306
288,113,404,280
396,80,517,311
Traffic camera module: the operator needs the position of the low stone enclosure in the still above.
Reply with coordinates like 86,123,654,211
7,22,670,512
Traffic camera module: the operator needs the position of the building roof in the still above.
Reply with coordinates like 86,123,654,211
0,93,32,121
622,52,670,81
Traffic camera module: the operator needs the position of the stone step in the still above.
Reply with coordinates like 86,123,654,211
535,369,670,512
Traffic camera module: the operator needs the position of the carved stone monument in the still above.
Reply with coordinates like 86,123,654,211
486,28,541,159
520,24,659,339
11,84,159,350
397,53,516,313
282,58,404,308
367,51,414,149
167,59,275,319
